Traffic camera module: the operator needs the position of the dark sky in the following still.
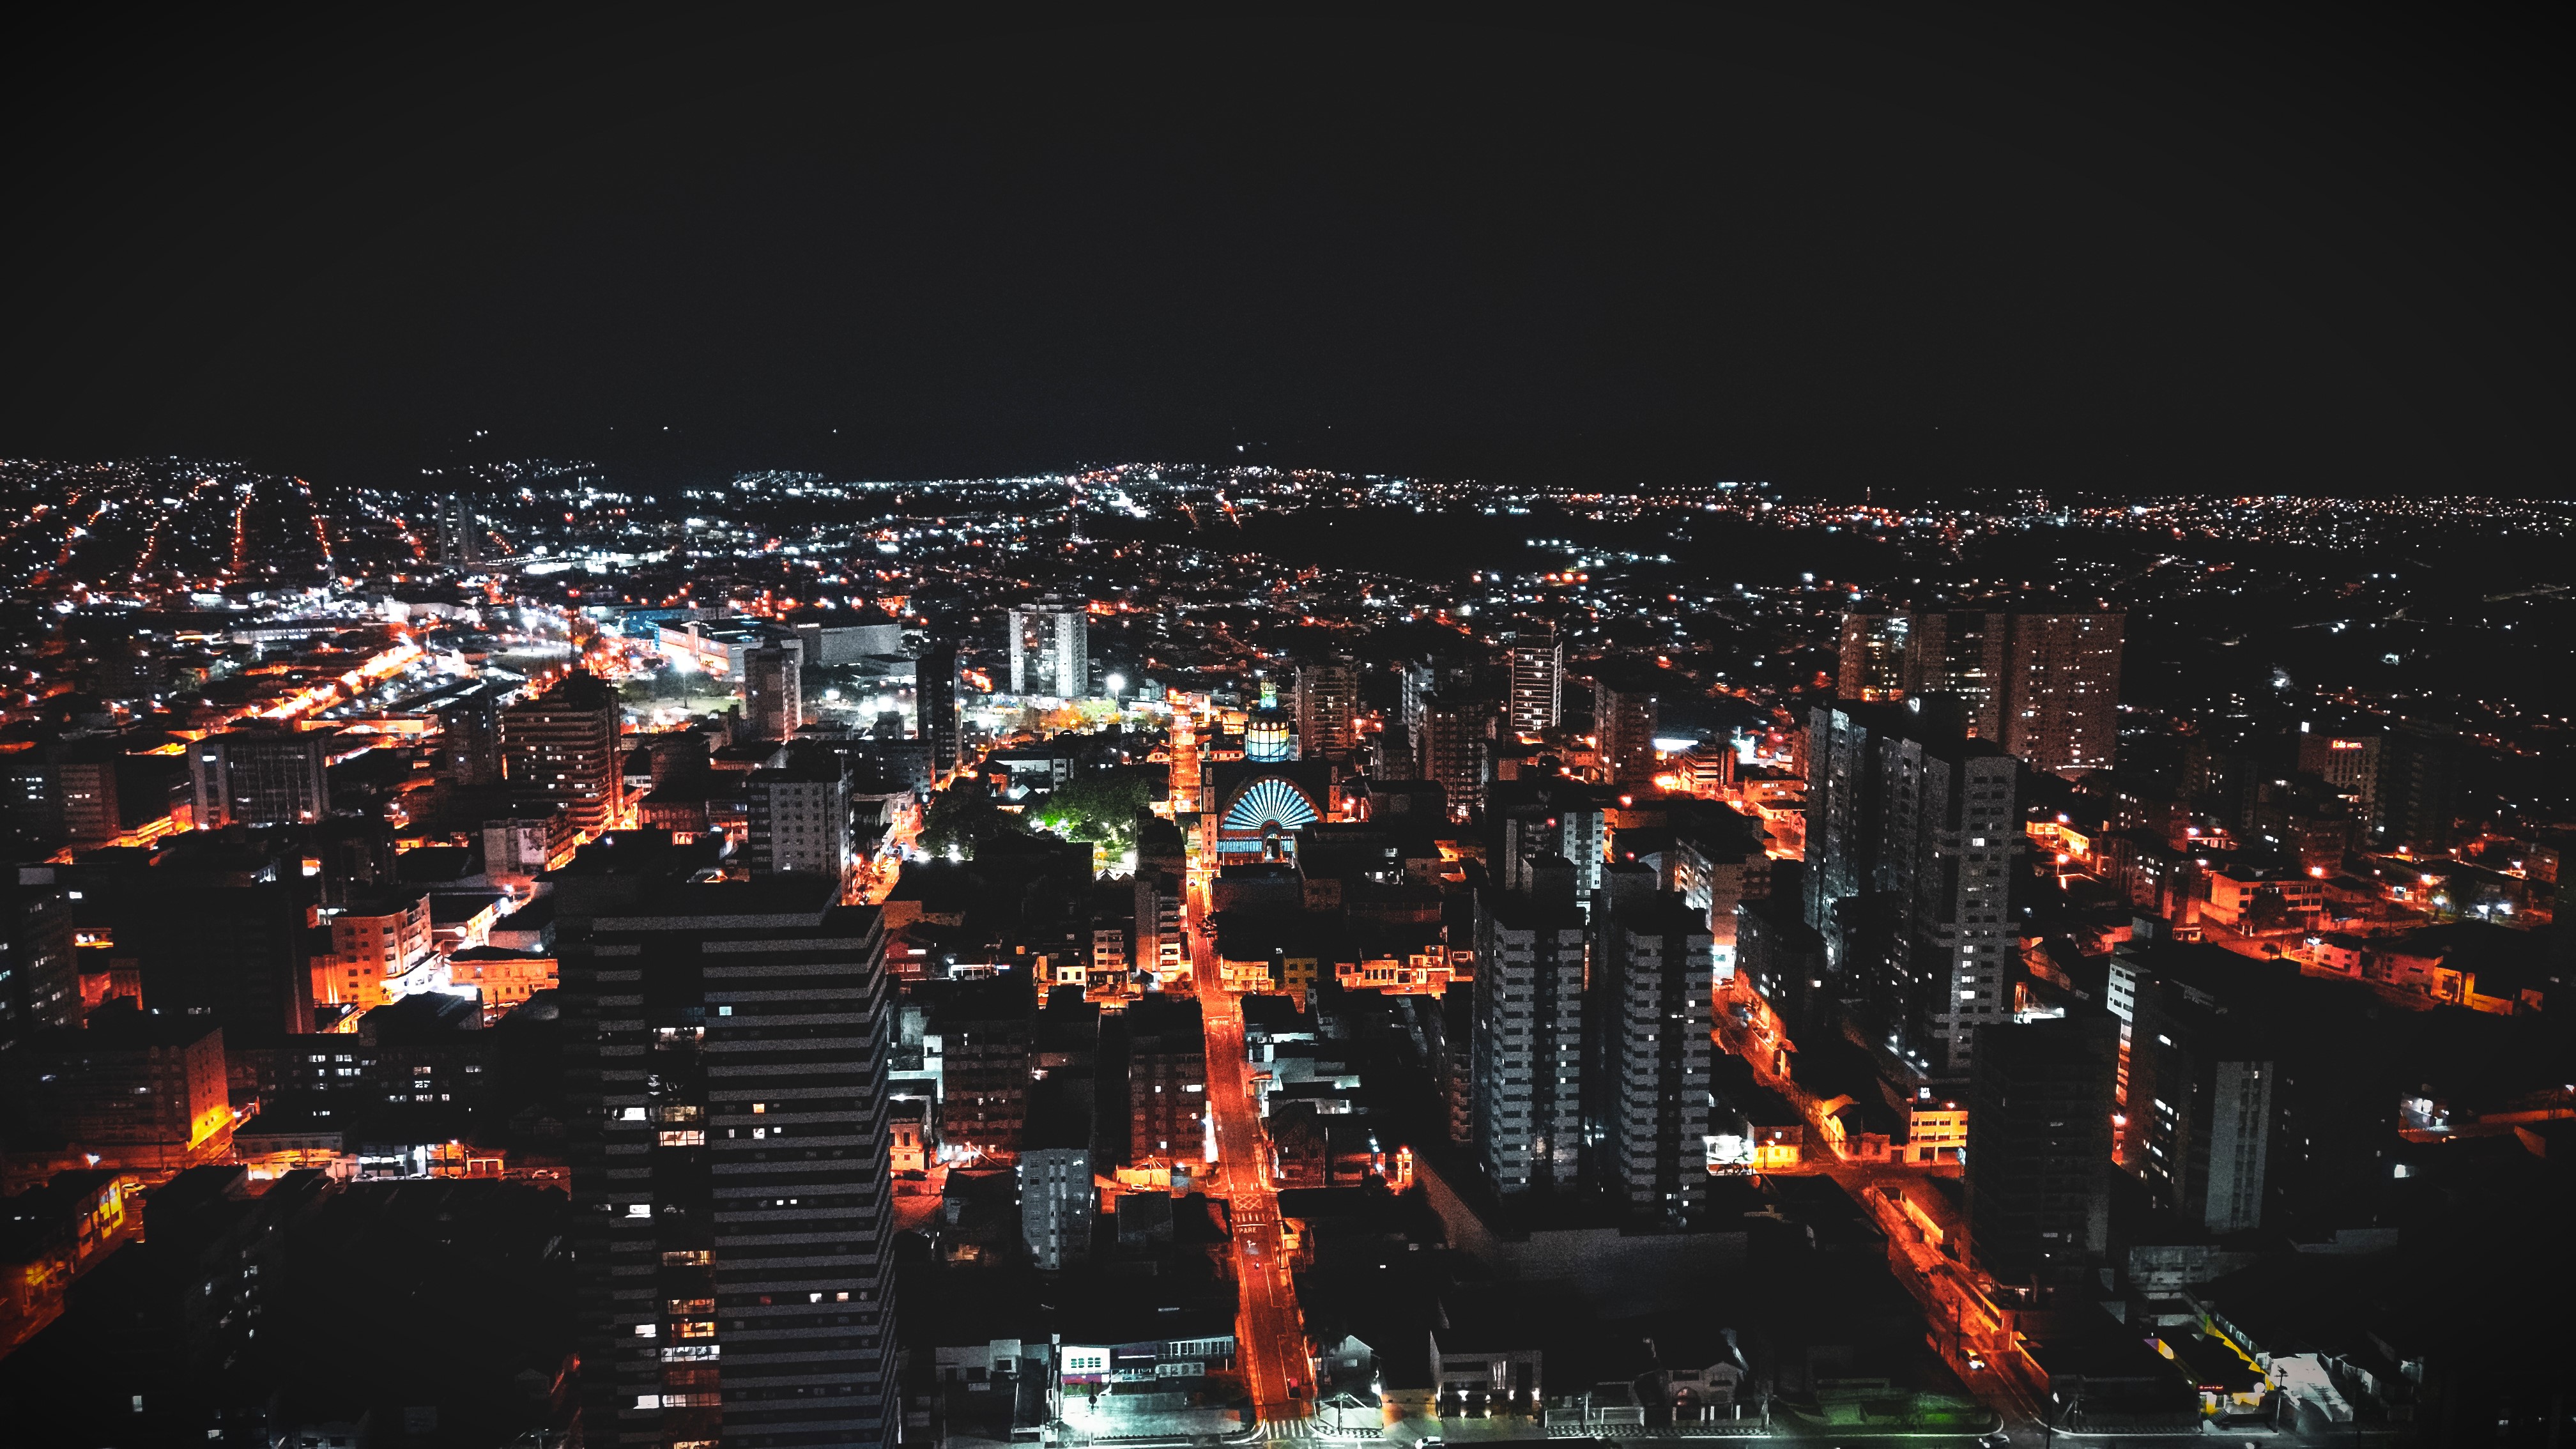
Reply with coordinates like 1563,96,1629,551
3,8,2566,498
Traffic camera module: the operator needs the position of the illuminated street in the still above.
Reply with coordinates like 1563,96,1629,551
1192,903,1316,1425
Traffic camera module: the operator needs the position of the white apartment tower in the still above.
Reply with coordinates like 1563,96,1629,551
1007,602,1089,699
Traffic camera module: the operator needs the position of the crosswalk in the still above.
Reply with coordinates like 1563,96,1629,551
1249,1422,1383,1444
1249,1423,1786,1445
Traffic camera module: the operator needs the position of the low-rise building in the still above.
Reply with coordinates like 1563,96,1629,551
3,1006,230,1168
312,891,440,1009
2202,863,2324,933
1905,1099,1969,1164
442,946,558,1016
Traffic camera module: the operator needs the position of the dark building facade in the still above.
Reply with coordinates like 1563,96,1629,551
1803,700,2023,1080
1471,865,1587,1198
915,643,962,781
933,972,1034,1159
1124,994,1206,1166
434,681,506,786
1593,678,1660,789
1581,866,1715,1225
743,641,804,742
0,876,80,1052
560,883,898,1446
188,728,332,829
2371,723,2463,855
1965,1015,2117,1287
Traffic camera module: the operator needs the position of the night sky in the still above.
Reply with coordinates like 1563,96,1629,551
3,8,2566,498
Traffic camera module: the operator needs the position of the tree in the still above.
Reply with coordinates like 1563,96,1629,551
1031,770,1154,852
919,786,1025,859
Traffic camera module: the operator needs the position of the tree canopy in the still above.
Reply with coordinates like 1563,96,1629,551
1027,769,1154,852
918,786,1027,859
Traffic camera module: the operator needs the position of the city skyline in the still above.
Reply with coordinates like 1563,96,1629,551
0,12,2567,1449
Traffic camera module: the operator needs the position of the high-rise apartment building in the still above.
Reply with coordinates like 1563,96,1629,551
0,878,79,1053
503,671,624,839
1506,629,1563,737
1471,863,1587,1198
189,728,332,828
1400,657,1475,766
1415,694,1488,820
1836,613,1912,702
935,973,1035,1158
1664,805,1772,977
1292,662,1360,756
1021,1079,1095,1271
3,740,139,848
1966,1015,2117,1286
744,749,854,882
438,493,482,570
1833,609,2122,774
742,640,805,742
916,642,963,779
2371,723,2462,855
2002,613,2123,776
1593,678,1660,788
1922,611,2014,741
1487,778,1608,902
560,882,898,1447
2297,721,2370,799
434,681,505,786
2124,970,2276,1235
1803,700,2023,1080
1583,865,1714,1225
1006,602,1088,698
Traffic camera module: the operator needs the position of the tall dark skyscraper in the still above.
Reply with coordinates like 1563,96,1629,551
1472,861,1587,1198
2371,722,2464,855
1291,661,1360,757
438,493,482,569
1966,1015,2117,1287
126,872,317,1039
915,642,962,781
0,876,79,1052
434,680,506,786
742,640,804,742
1415,692,1489,820
560,879,898,1447
1803,699,2023,1080
1583,864,1715,1225
2122,966,2278,1235
1593,677,1660,788
1506,627,1563,737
